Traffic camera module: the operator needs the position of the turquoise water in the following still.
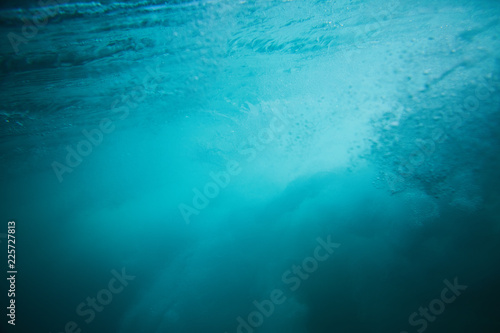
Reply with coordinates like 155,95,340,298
0,0,499,332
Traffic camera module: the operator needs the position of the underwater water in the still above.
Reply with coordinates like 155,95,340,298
0,0,500,332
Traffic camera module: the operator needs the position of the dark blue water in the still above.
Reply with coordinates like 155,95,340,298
0,0,499,332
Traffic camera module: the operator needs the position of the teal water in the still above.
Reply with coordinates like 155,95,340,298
0,0,499,332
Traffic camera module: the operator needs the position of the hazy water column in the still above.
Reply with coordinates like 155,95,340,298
0,1,499,333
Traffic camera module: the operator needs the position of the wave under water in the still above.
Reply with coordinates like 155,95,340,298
0,0,499,332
